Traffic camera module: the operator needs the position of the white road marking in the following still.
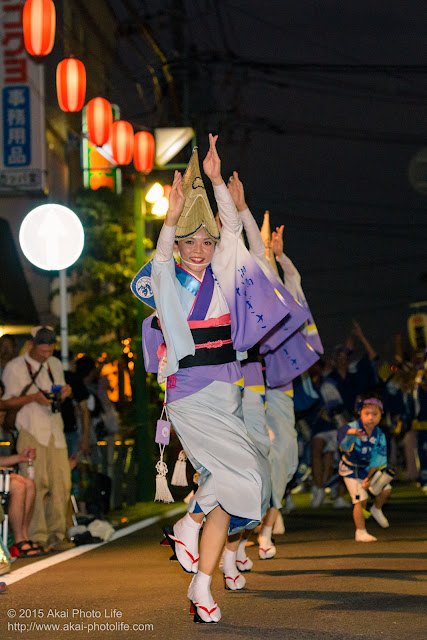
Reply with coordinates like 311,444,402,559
1,505,186,586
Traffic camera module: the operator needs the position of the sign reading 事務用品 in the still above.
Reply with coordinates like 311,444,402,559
0,0,46,194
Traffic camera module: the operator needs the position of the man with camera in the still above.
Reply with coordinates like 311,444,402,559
2,326,72,552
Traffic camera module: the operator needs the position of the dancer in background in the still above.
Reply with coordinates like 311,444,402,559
338,395,392,541
226,172,318,571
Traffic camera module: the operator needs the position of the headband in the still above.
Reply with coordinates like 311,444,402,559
361,398,383,411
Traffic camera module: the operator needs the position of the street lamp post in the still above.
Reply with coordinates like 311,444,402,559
19,204,85,371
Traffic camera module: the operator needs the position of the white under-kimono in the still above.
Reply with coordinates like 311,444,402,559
150,183,291,534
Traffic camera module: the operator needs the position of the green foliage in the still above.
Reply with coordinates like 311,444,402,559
67,187,142,358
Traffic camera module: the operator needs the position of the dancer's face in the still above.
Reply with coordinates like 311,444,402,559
360,405,381,430
176,229,215,279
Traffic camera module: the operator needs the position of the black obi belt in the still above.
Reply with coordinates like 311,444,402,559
151,317,236,368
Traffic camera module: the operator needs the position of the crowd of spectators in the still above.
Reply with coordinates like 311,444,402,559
0,329,117,569
291,320,427,514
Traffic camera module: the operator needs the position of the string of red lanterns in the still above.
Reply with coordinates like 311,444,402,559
56,58,86,112
111,120,134,165
86,98,112,147
23,2,158,175
134,131,155,173
23,0,56,57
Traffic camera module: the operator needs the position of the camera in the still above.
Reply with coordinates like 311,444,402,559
43,384,62,414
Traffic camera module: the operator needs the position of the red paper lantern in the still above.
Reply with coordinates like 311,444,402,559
56,58,86,112
86,98,112,147
111,121,134,165
134,131,155,173
23,0,56,57
163,185,172,199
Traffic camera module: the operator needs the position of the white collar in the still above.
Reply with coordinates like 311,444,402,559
25,352,50,371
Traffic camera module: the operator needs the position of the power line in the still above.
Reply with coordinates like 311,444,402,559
256,73,427,107
264,196,427,216
300,254,426,276
315,297,418,319
225,1,427,94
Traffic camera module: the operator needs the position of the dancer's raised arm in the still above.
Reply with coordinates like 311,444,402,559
165,170,185,227
202,133,222,186
156,171,184,264
204,135,242,236
228,171,265,260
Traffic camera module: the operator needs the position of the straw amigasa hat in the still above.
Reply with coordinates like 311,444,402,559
260,211,279,275
175,147,220,242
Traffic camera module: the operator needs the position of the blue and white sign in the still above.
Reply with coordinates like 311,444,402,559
3,86,31,166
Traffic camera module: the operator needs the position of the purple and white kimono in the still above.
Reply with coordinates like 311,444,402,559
276,252,324,355
148,183,293,534
239,207,319,507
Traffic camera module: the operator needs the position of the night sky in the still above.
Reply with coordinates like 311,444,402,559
105,1,427,359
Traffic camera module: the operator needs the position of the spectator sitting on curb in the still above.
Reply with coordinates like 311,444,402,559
0,379,52,556
0,380,52,556
0,447,45,556
2,327,73,552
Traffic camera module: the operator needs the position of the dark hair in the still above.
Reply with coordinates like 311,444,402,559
0,379,4,396
75,355,96,379
32,327,56,345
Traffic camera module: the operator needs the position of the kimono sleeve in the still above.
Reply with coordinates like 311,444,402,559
369,430,388,469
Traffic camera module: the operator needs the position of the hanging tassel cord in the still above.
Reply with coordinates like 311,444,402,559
154,443,174,503
154,391,174,503
171,449,188,487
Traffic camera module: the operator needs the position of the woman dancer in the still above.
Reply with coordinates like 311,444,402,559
149,135,290,623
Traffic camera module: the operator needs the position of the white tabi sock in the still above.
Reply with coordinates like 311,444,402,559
173,513,202,572
236,539,247,561
236,538,253,572
188,571,221,622
222,548,246,590
258,525,276,559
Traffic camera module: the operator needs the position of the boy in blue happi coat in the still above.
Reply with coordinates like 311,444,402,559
338,395,392,541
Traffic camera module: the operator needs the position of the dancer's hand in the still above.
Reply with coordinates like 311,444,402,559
271,225,284,258
227,171,247,211
166,171,185,226
203,134,222,186
347,427,365,439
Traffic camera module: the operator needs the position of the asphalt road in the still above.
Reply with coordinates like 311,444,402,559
1,485,426,640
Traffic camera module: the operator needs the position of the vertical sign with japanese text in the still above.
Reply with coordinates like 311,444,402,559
0,0,46,193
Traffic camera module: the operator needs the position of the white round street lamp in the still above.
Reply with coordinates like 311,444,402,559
19,204,85,369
